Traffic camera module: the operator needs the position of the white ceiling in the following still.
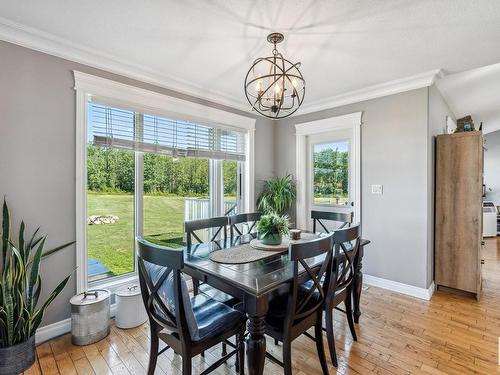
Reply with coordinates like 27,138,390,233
437,63,500,134
1,0,500,114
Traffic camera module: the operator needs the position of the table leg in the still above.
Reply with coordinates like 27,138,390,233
353,245,364,324
246,314,266,375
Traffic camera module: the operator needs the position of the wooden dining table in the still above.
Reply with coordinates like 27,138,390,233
182,234,370,375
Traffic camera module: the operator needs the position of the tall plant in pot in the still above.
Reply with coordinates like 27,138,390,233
0,199,73,374
257,174,296,215
256,213,289,245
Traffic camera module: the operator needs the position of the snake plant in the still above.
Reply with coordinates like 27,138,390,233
257,174,296,215
0,198,74,348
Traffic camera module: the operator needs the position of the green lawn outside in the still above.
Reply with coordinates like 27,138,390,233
313,195,349,205
87,193,187,277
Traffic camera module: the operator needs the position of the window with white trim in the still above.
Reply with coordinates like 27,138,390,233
86,101,247,283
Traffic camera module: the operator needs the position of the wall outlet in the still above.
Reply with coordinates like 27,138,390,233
371,184,383,195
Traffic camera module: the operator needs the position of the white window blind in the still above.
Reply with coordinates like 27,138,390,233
89,102,246,161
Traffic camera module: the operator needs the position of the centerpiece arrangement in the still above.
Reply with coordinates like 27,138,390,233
0,199,74,374
256,212,289,246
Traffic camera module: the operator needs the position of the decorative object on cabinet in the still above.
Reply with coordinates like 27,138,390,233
455,115,475,132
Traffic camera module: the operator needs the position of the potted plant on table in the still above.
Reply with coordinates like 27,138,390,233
256,213,289,246
0,199,73,374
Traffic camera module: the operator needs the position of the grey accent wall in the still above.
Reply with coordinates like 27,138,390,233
484,130,500,205
254,118,276,197
427,85,455,287
0,41,273,326
275,89,432,289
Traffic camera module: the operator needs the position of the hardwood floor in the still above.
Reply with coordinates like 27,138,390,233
25,238,500,374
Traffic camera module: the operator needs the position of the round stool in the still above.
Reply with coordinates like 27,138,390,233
115,285,148,329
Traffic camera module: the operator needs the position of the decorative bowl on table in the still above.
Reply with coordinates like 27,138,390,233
256,213,289,246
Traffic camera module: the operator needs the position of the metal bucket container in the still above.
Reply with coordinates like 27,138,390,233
70,289,110,345
115,284,148,329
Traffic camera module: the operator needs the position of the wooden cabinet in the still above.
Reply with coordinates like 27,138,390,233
435,132,483,299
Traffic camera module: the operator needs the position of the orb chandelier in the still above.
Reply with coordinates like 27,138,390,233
244,32,305,119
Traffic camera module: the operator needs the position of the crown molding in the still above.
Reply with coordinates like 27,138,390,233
298,69,445,115
0,16,251,113
0,16,445,117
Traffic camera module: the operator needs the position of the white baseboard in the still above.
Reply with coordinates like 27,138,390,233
364,274,435,301
35,303,117,344
35,317,71,344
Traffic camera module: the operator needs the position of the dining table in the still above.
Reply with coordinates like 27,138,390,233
182,233,370,375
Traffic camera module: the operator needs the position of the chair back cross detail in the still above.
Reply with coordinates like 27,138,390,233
286,234,333,327
329,225,360,295
311,210,353,233
185,216,228,249
229,212,262,241
137,238,190,342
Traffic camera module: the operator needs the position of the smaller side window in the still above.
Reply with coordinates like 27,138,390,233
312,140,350,206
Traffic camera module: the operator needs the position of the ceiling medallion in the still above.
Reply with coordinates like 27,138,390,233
244,32,305,119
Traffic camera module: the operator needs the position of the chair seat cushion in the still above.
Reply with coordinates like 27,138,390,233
191,293,246,342
302,279,347,307
265,288,322,330
198,283,239,306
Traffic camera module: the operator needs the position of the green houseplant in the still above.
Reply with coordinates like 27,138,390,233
0,199,73,374
256,213,289,245
257,174,296,215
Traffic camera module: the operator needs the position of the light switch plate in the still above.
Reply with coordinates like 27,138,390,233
371,184,383,195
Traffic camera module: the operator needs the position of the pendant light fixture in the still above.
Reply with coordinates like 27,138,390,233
244,32,305,119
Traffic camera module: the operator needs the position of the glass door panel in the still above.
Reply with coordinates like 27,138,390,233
312,140,350,206
307,130,354,231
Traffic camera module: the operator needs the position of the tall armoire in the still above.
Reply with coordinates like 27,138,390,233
435,131,483,299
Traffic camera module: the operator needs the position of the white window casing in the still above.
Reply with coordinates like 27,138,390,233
295,112,362,231
75,71,256,294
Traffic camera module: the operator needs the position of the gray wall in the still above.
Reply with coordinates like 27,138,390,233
275,88,432,289
484,130,500,205
0,41,274,326
427,85,455,287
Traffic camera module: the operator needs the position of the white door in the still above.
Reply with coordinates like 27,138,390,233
305,129,357,231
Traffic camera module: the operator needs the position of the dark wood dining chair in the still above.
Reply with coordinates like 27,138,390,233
325,225,360,367
304,225,360,367
265,234,334,375
185,216,228,250
185,216,231,296
229,212,262,242
137,238,246,375
184,216,238,357
311,210,353,233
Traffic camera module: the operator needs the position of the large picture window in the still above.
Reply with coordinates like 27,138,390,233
86,102,247,284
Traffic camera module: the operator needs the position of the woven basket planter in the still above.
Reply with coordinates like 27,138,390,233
0,336,36,375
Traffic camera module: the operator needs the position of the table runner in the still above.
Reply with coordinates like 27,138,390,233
209,232,319,264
